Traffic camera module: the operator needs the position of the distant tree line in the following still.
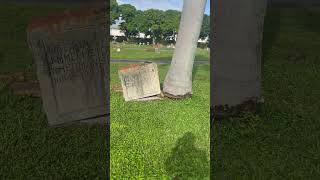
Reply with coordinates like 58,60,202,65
110,0,210,46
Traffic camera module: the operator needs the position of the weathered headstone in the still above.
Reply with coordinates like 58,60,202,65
27,8,108,126
118,62,161,101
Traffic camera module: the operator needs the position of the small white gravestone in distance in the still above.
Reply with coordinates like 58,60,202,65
118,62,161,101
155,48,160,53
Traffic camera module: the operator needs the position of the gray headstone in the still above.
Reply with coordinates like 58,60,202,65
118,63,161,101
27,8,108,126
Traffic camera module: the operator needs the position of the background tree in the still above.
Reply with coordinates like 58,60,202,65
110,0,119,24
118,4,138,38
200,14,210,46
130,10,148,38
110,2,210,45
162,10,181,43
139,9,165,45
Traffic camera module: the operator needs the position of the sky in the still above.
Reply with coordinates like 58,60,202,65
117,0,211,15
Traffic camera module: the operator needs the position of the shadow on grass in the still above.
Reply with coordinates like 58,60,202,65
165,132,209,179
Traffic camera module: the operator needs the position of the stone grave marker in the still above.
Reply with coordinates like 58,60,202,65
27,8,108,126
118,62,161,101
154,44,160,53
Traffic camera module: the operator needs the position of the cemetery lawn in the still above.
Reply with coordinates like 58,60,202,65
0,88,108,179
110,63,210,179
212,7,320,179
0,3,107,179
110,43,210,61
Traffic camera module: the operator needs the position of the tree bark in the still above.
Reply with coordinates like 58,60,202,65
163,0,207,98
211,0,268,117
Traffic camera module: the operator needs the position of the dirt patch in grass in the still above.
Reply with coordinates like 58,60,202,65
0,71,40,97
111,84,122,93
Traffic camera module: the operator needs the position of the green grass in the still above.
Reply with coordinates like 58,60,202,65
0,90,107,179
212,7,320,179
110,64,210,179
110,43,210,61
0,4,83,73
0,4,107,179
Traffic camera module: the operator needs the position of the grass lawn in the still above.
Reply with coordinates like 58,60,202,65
0,3,107,179
110,63,210,179
212,7,320,179
110,43,210,61
0,3,83,73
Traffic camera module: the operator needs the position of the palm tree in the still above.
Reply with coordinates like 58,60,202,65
163,0,207,98
211,0,268,117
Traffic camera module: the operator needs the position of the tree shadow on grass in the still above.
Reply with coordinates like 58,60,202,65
165,132,209,179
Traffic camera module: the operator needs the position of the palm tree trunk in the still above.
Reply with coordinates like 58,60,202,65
211,0,268,117
163,0,207,98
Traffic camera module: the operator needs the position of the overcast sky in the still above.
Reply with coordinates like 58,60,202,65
117,0,211,15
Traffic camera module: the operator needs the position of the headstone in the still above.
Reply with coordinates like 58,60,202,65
118,62,161,101
27,7,108,126
155,48,160,53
